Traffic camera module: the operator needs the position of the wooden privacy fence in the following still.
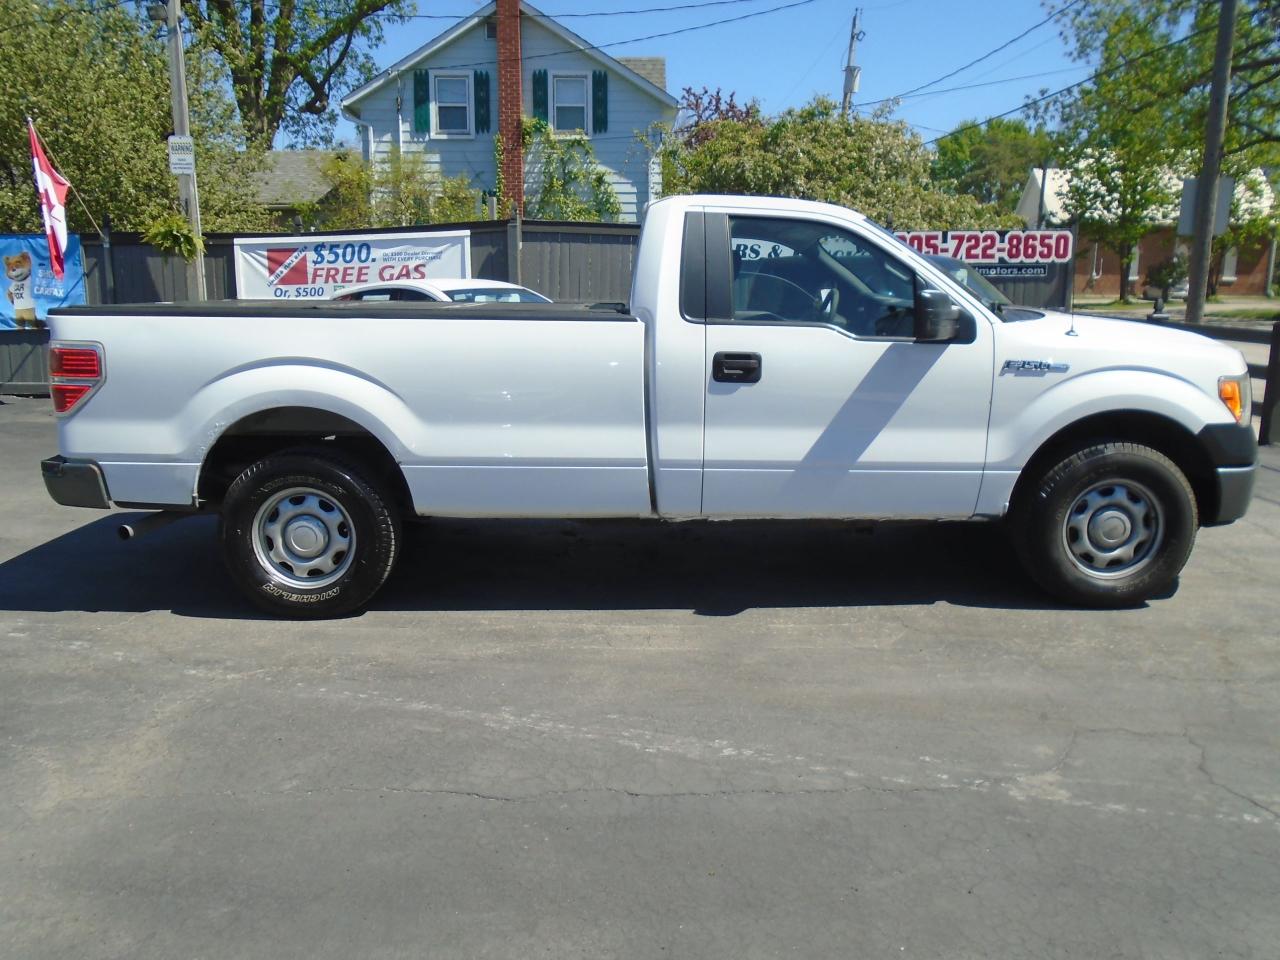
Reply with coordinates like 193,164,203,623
72,218,643,307
1,218,643,394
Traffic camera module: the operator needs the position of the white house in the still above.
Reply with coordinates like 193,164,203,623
340,0,678,222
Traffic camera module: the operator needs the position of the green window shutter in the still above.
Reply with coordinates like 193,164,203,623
471,69,488,132
474,70,491,133
413,69,431,134
592,70,608,134
532,69,548,123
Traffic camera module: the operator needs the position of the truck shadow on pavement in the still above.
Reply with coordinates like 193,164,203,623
0,511,1098,618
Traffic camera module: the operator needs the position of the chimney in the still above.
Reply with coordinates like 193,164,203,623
496,0,523,214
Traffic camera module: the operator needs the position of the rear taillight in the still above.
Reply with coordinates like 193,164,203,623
49,343,103,415
50,346,101,378
51,383,93,413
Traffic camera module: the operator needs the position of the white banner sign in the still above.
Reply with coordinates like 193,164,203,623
233,229,472,300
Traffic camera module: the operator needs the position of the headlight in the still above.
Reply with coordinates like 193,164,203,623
1218,373,1251,423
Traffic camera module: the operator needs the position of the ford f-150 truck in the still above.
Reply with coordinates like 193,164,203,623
41,195,1257,617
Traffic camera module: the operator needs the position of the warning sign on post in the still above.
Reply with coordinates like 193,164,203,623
167,136,195,175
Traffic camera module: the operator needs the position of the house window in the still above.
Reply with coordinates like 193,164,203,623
1221,246,1239,285
485,17,497,39
552,74,588,133
434,73,472,136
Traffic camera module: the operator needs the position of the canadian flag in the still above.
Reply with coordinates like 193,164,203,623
27,119,70,279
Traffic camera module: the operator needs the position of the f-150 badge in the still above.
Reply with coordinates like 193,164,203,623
1002,359,1070,373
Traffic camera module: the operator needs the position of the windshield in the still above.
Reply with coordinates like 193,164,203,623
446,287,551,304
926,255,1012,309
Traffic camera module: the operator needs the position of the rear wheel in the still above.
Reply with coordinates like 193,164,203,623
219,449,401,618
1012,442,1197,607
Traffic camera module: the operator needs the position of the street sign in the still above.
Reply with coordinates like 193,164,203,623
167,135,195,175
1177,176,1233,237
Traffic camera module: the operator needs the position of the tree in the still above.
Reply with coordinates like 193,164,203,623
931,117,1056,212
1055,34,1181,301
1058,143,1179,300
1052,0,1280,299
675,86,761,147
186,0,411,147
0,0,267,234
661,97,1018,230
317,149,481,228
1057,0,1280,163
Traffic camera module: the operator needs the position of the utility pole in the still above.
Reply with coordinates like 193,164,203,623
162,0,207,300
840,8,864,118
1184,0,1237,325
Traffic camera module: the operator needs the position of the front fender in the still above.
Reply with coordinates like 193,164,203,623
987,368,1230,471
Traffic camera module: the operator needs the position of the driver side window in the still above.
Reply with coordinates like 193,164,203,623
728,215,918,337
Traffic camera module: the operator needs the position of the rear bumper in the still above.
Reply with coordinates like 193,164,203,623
41,455,111,509
1196,423,1258,526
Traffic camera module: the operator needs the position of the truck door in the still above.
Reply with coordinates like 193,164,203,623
700,213,994,518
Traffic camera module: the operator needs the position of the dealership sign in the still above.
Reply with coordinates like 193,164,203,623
234,229,471,300
1,233,86,330
895,229,1073,279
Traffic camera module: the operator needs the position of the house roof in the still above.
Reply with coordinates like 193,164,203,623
1014,168,1074,226
616,57,666,92
255,150,337,208
341,1,678,116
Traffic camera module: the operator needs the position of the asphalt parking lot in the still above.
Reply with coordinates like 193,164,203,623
2,393,1278,959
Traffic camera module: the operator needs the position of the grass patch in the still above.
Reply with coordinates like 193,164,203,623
1073,298,1147,310
1206,308,1280,321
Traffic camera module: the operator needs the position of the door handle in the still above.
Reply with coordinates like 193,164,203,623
712,351,762,384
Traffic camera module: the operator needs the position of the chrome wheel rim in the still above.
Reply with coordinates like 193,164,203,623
1062,479,1163,579
252,487,356,589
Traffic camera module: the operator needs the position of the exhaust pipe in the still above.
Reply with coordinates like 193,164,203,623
117,511,187,541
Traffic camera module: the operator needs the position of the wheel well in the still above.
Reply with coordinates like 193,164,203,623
1008,411,1217,522
198,407,413,514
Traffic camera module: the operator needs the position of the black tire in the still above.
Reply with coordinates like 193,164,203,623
219,448,401,618
1011,442,1197,608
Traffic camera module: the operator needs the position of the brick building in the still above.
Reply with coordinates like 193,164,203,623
1017,168,1277,298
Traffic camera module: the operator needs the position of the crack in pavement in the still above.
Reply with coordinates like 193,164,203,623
1188,733,1280,822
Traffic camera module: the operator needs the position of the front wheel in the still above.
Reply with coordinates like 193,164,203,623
1012,442,1197,607
219,449,401,618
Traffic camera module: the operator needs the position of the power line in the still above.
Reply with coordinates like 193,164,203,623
369,0,822,75
388,0,806,18
855,0,1085,108
890,65,1091,103
922,22,1220,147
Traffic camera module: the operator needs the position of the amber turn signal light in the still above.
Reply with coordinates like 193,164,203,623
1218,376,1245,422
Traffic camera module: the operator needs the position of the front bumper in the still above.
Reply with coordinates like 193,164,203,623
41,456,111,509
1196,423,1258,526
1208,464,1256,526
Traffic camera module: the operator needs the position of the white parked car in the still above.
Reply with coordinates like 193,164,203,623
41,194,1256,617
330,278,551,304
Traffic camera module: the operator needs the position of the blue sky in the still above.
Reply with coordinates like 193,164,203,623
335,0,1091,145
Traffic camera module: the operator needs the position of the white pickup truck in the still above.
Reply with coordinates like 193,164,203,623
41,195,1257,617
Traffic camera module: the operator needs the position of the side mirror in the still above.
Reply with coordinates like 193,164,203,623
914,287,964,342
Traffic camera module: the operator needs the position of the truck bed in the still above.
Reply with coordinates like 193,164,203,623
48,299,652,517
